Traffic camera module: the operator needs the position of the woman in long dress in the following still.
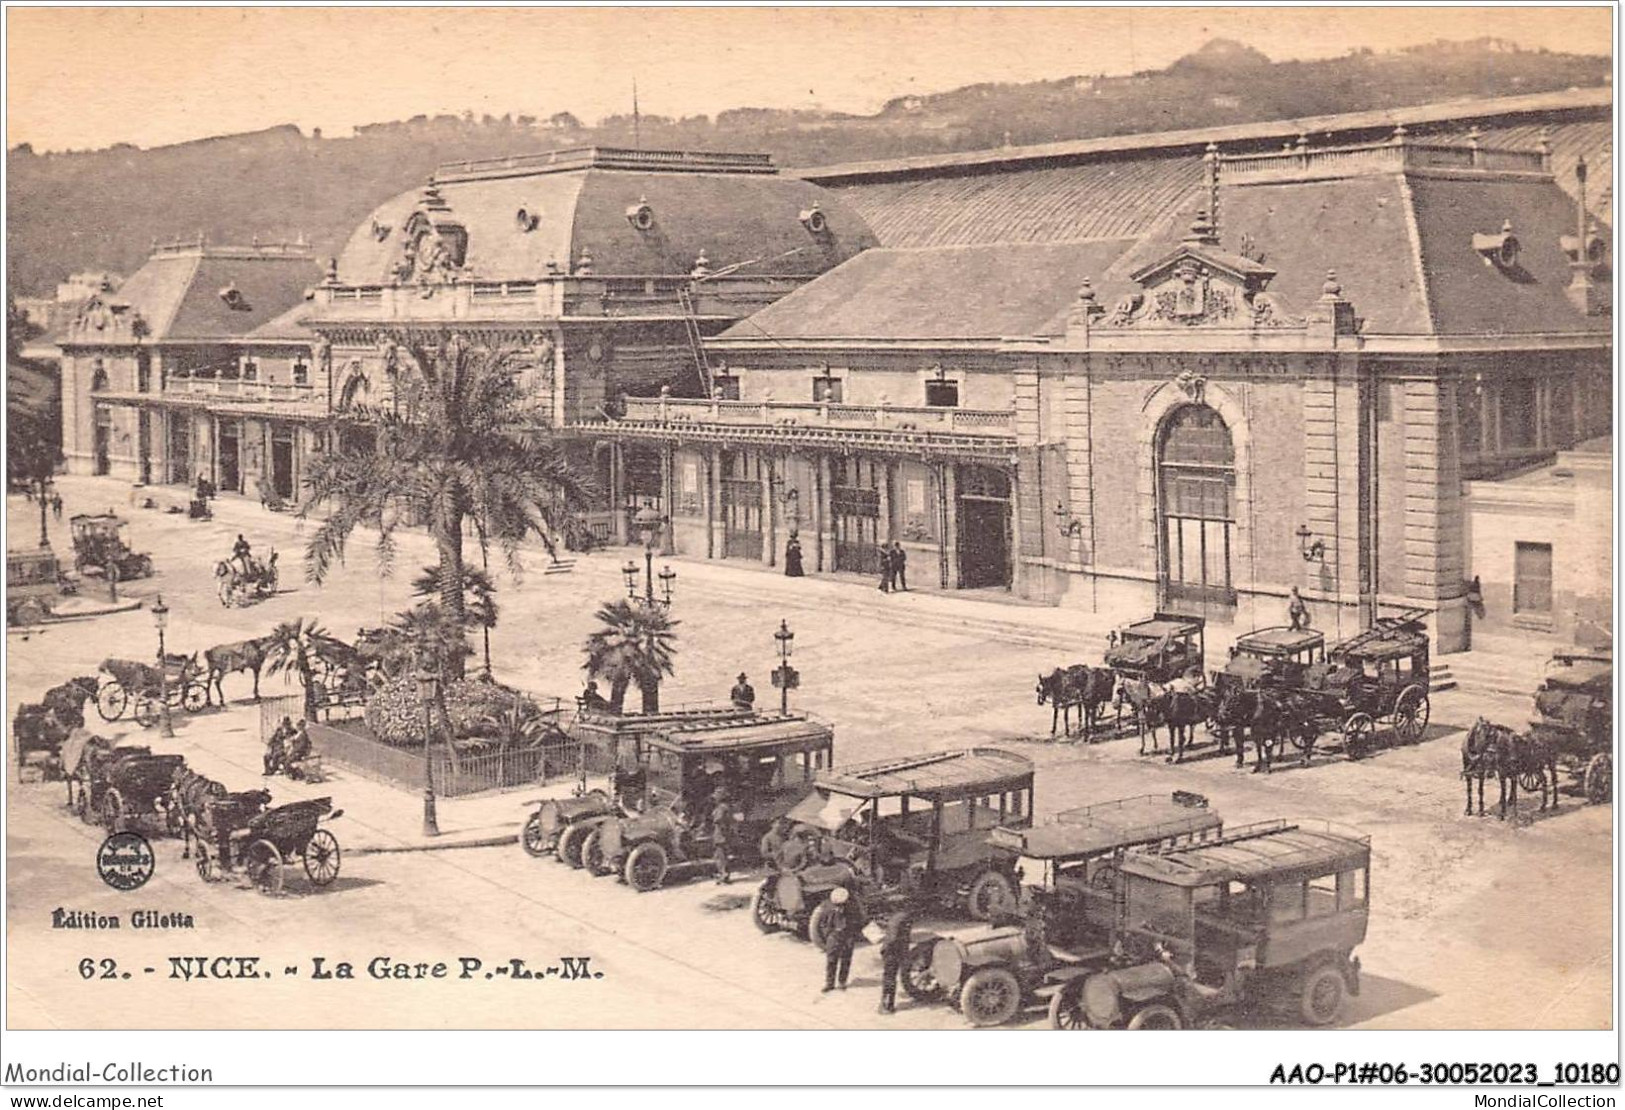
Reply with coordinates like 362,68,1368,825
784,532,805,577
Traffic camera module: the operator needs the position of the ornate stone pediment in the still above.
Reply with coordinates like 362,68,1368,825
68,295,145,340
1105,243,1302,330
391,186,469,294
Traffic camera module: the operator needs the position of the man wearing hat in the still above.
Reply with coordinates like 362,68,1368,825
822,885,862,992
877,900,919,1014
730,673,756,710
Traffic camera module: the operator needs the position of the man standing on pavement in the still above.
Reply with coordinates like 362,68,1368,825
878,901,918,1014
877,542,894,593
730,673,755,711
710,790,738,885
822,885,861,992
890,542,909,591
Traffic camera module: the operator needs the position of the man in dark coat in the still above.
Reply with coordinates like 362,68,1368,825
263,717,292,775
710,792,738,885
878,902,918,1014
822,885,861,992
730,673,755,710
890,542,909,591
877,543,894,593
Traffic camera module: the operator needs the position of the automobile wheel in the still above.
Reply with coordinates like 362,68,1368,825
965,869,1017,921
1048,979,1088,1029
806,898,844,953
959,966,1022,1028
1299,965,1347,1026
1126,1003,1183,1030
624,842,668,892
1584,754,1612,805
520,813,550,858
751,879,785,934
557,823,593,868
581,829,614,877
901,939,944,1003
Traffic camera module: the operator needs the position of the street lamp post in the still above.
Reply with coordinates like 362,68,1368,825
152,594,174,739
416,646,441,837
623,502,675,608
772,619,797,716
37,479,51,549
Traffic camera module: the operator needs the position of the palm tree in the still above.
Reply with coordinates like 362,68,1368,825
300,331,591,678
582,600,679,714
412,563,499,677
263,618,346,721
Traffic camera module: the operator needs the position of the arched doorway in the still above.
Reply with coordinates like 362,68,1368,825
1156,405,1235,609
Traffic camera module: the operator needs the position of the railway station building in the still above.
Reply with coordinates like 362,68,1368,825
57,89,1613,654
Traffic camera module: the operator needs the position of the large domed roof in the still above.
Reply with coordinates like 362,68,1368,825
335,148,878,285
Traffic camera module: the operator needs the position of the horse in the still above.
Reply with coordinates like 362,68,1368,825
42,676,99,727
1037,669,1081,737
1161,688,1209,765
168,768,226,858
1115,678,1171,755
1461,717,1506,817
1214,682,1286,774
1070,665,1117,740
193,788,273,872
203,636,275,706
1498,727,1560,820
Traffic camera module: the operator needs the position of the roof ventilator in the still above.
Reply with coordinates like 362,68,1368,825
626,198,655,231
799,205,829,235
1472,219,1520,271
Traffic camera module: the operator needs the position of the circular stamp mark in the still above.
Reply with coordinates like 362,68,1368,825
97,832,155,892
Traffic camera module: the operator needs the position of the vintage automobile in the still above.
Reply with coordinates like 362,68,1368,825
929,819,1370,1028
1105,614,1206,684
752,748,1035,948
70,513,154,581
519,703,759,863
586,712,837,890
1529,648,1612,805
911,792,1224,1022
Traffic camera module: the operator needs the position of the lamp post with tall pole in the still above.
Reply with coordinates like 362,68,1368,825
621,502,676,607
416,641,441,837
771,619,798,716
151,594,174,739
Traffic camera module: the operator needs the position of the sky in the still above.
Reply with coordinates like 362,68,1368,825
6,6,1615,152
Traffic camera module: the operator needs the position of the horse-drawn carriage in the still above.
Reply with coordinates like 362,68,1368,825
13,676,98,780
1529,649,1611,805
95,655,209,727
70,513,154,581
62,733,180,830
1283,612,1433,761
194,795,343,896
1106,615,1205,684
215,550,279,607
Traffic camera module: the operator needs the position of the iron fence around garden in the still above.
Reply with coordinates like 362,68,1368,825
304,717,606,797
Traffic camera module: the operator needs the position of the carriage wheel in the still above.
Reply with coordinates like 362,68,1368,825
245,840,285,896
623,841,669,892
96,682,127,722
1393,685,1429,744
1288,721,1318,753
1518,769,1547,793
959,966,1022,1027
100,788,124,832
182,683,209,714
133,696,160,730
1584,754,1612,805
1341,714,1376,760
520,813,550,858
1048,979,1088,1029
303,829,342,887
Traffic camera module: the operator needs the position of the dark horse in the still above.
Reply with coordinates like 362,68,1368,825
1037,665,1116,739
1214,681,1286,774
1462,718,1560,820
203,635,275,706
168,767,227,858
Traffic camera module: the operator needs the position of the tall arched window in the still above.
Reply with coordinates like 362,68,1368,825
1157,404,1235,607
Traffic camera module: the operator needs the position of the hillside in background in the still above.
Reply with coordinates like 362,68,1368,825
8,37,1611,294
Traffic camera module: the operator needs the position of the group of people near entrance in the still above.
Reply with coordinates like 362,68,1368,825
263,716,315,779
876,541,908,593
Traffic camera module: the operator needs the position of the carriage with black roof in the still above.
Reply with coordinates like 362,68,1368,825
1528,648,1612,805
1282,611,1432,760
1106,614,1206,684
61,732,183,830
194,795,344,896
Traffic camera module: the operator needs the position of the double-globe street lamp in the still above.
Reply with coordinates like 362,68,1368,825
622,502,676,608
152,594,174,739
417,642,440,838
